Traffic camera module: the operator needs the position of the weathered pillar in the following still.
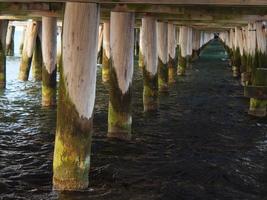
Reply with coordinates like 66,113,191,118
108,11,134,140
232,27,242,77
53,2,99,190
97,24,103,64
157,21,168,92
19,27,26,55
142,16,158,112
167,23,177,84
186,27,193,68
139,25,144,68
0,20,8,89
177,26,187,76
134,28,140,56
102,21,110,83
56,26,62,71
241,27,249,85
31,22,42,81
248,22,267,117
18,21,38,81
192,29,201,60
42,17,57,107
6,23,15,56
246,23,257,85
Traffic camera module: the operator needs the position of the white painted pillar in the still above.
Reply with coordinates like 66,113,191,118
108,11,135,140
53,2,99,191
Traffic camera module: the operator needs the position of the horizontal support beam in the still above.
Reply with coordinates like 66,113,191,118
1,0,267,6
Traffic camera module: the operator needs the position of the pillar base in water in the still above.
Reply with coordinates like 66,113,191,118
248,99,267,117
232,66,239,77
108,103,132,140
143,72,158,112
168,67,176,84
53,178,88,191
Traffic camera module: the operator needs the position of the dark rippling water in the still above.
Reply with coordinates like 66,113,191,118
0,36,266,200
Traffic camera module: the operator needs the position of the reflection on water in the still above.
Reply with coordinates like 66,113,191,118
0,39,266,200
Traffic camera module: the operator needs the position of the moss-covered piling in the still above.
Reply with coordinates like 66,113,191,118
108,11,134,140
53,2,99,191
0,20,8,89
6,24,15,56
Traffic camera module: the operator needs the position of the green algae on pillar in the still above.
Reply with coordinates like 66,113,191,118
42,17,57,107
53,2,99,191
248,22,267,117
18,21,38,81
157,21,168,93
177,26,188,76
142,16,158,112
139,26,145,68
6,23,15,56
31,24,42,81
167,23,177,84
102,21,110,83
19,27,26,55
108,11,134,140
0,20,8,89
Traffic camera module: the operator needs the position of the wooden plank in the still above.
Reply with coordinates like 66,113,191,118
244,85,267,99
1,0,267,6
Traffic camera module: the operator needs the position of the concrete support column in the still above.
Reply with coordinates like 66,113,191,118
19,27,26,55
167,23,177,84
53,2,99,190
18,21,38,81
134,28,140,56
56,26,62,70
102,21,110,83
0,20,8,89
142,16,158,112
248,22,267,117
97,24,103,64
108,11,135,140
6,23,15,56
157,21,168,93
232,27,242,77
192,29,201,60
42,17,57,107
31,22,42,81
178,26,188,76
186,27,193,68
139,25,144,68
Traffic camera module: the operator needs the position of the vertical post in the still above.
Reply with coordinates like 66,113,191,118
42,17,57,107
142,16,158,112
0,20,8,89
232,27,242,77
248,22,267,117
31,22,42,81
167,23,177,84
192,29,200,60
6,23,15,56
178,26,187,76
108,11,135,140
134,28,140,56
97,24,103,64
19,26,26,55
157,21,168,93
53,2,99,190
56,26,62,71
139,25,144,68
186,27,193,68
102,21,110,83
18,21,38,81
